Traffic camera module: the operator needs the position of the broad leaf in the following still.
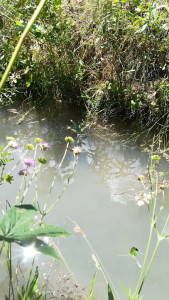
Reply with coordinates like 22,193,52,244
0,205,70,259
31,224,71,238
33,238,62,261
0,205,37,243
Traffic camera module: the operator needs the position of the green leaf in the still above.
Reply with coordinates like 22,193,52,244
139,20,149,32
0,205,70,260
33,296,43,300
31,224,71,238
21,285,26,297
15,20,23,26
3,173,13,184
54,0,61,7
130,247,139,257
152,155,160,161
34,238,62,260
120,282,130,297
102,21,108,33
0,205,37,243
0,205,70,244
89,272,97,300
108,284,115,300
28,267,39,298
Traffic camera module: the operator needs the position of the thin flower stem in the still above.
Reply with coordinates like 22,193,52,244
138,211,169,296
34,144,38,160
42,143,69,214
2,144,9,153
20,171,35,204
0,165,5,183
9,150,28,175
134,224,153,298
35,164,42,213
161,215,169,237
134,160,158,298
138,239,160,296
15,175,25,204
44,155,77,217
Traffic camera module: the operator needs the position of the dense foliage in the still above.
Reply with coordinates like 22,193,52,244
0,0,169,132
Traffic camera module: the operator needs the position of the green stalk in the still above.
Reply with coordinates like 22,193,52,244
132,224,153,299
133,168,158,298
35,164,42,213
0,0,47,91
42,143,69,214
138,213,169,296
20,172,35,204
44,154,77,217
6,243,15,300
15,174,25,204
10,150,28,175
138,239,160,296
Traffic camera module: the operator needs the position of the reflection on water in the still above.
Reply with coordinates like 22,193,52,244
0,106,169,299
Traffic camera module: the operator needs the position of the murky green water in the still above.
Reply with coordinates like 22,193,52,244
0,106,169,299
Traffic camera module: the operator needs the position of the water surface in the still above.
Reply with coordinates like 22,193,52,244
0,106,169,299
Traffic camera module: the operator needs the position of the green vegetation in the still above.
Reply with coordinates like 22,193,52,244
0,0,169,136
0,135,82,299
1,0,169,298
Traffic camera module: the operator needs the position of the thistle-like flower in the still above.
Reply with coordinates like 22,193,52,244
38,142,50,152
18,169,30,176
8,141,18,149
73,146,82,155
23,158,36,167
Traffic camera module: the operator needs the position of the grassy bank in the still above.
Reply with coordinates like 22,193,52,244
0,0,169,135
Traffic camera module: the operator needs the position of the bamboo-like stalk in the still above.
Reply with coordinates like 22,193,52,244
0,0,47,91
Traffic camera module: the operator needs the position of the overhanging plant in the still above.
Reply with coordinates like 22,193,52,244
0,204,71,260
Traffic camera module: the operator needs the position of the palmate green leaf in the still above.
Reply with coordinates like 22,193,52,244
0,205,70,243
0,205,37,242
0,205,70,259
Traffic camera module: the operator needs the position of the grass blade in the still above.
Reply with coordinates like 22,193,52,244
108,283,115,300
89,272,97,300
